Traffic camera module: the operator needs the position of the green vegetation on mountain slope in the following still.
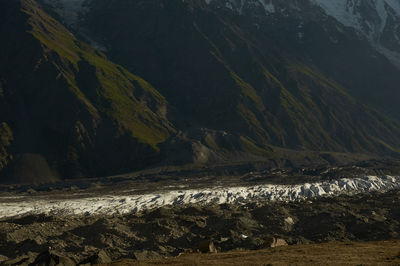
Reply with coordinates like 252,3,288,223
24,0,172,147
83,0,400,157
0,0,174,181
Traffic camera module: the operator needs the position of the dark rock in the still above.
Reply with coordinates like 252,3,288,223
132,250,162,261
29,250,75,266
196,240,217,253
9,214,53,225
78,250,111,265
3,255,31,265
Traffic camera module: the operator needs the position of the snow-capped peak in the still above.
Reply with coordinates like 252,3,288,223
312,0,400,40
204,0,400,66
311,0,400,66
45,0,400,67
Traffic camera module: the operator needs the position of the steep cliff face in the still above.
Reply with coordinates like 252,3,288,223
0,0,174,182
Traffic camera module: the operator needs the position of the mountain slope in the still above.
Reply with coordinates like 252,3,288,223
198,0,400,121
41,0,400,121
1,0,400,183
0,0,174,182
79,0,400,153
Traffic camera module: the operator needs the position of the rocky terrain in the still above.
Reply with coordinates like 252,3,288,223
1,187,400,264
0,160,399,264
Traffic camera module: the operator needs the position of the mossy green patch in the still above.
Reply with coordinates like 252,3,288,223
240,136,273,158
231,71,265,112
205,134,219,151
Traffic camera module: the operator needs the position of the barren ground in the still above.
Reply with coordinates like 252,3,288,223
105,240,400,265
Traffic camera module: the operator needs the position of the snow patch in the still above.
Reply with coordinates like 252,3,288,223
312,0,362,29
43,0,88,27
312,0,400,66
205,0,400,66
205,0,275,14
258,0,275,13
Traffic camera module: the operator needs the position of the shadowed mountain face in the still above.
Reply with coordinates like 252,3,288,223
0,0,174,182
82,0,400,150
0,0,400,183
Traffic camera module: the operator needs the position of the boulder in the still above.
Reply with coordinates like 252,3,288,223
133,250,162,261
266,238,288,248
283,216,295,232
0,255,8,262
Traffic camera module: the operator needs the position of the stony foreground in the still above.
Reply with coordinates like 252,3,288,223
1,189,400,264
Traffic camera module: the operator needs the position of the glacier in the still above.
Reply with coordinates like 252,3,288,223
0,175,399,219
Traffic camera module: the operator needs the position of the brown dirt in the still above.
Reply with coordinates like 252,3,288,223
104,240,400,266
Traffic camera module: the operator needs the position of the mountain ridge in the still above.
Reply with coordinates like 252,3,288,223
41,0,400,69
1,0,400,183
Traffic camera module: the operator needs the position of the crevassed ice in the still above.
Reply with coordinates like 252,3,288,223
0,176,399,218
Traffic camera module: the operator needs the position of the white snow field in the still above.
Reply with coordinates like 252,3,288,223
0,176,399,218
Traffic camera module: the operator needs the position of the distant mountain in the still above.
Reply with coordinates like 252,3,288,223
1,0,400,183
314,0,400,65
203,0,400,65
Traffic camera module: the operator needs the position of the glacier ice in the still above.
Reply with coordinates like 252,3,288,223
0,175,399,218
